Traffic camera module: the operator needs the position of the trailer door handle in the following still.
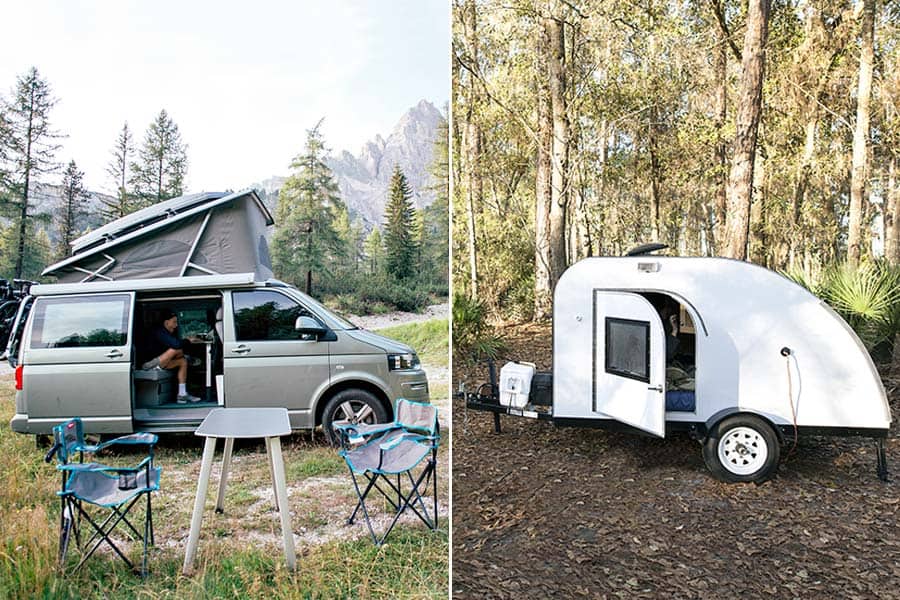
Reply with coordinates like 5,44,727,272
231,345,251,355
105,350,123,359
647,385,663,392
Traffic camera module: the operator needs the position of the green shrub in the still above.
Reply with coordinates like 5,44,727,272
321,272,431,314
452,293,506,365
785,260,900,359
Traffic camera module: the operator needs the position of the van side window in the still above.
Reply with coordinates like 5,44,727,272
232,290,317,341
605,317,650,382
30,295,130,349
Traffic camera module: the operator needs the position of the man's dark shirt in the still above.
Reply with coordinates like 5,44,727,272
145,326,187,361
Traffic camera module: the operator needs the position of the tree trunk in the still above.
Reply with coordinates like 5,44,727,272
534,20,554,320
848,0,875,266
713,23,728,253
885,155,899,264
14,84,37,280
462,0,481,299
649,112,662,242
723,0,770,261
749,144,768,265
546,15,569,289
791,117,817,267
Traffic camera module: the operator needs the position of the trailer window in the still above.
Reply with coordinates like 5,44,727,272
30,295,130,349
605,317,650,383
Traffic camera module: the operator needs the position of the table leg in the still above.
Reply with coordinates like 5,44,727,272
215,437,234,513
183,436,217,575
265,437,278,511
268,436,296,570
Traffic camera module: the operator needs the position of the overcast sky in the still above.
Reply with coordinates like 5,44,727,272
1,1,449,193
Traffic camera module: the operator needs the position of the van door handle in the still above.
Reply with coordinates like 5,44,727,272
231,345,251,355
105,350,123,359
648,385,663,392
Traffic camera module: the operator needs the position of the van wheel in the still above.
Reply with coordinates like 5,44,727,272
322,389,389,446
702,414,780,483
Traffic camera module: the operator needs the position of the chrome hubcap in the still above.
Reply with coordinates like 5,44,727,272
332,401,375,428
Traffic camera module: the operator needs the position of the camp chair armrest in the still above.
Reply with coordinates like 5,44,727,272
95,432,159,451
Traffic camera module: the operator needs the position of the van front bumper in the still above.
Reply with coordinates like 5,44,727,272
392,369,430,401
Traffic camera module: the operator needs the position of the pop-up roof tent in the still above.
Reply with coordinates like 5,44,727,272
42,190,274,283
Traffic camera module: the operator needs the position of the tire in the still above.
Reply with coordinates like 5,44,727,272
702,414,780,483
321,389,389,446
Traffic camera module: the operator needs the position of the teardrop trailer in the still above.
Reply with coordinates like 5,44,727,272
463,253,892,483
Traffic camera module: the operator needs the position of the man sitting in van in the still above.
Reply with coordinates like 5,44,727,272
142,308,203,404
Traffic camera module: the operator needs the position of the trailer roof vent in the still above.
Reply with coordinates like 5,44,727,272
625,243,669,256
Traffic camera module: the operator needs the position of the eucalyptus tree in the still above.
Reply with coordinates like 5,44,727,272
847,0,876,265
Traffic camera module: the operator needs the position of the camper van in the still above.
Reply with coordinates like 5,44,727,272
7,273,429,438
5,190,429,439
465,254,891,483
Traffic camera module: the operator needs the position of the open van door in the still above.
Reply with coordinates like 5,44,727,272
22,292,135,433
593,291,666,437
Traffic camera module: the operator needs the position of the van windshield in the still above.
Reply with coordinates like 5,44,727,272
290,288,358,330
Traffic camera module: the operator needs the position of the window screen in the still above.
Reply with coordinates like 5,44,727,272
605,317,650,382
232,290,317,341
30,295,130,349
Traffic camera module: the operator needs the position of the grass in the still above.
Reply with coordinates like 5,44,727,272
0,377,449,599
375,319,449,369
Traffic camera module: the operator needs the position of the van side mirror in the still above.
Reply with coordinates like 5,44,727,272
295,316,327,339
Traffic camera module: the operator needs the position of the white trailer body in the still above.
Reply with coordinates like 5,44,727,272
465,255,891,483
553,257,890,436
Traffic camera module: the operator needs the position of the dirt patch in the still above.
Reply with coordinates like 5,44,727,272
130,429,449,562
350,303,449,331
452,322,900,599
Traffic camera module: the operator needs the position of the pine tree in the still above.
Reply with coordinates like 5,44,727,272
332,203,355,271
423,113,449,286
0,67,62,278
131,109,187,206
383,165,418,280
56,160,89,259
102,122,137,220
0,220,51,280
364,228,384,274
270,120,346,291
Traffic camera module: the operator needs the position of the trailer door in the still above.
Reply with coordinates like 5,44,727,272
593,291,666,437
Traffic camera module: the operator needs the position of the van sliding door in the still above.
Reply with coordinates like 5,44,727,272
593,291,666,437
23,292,135,434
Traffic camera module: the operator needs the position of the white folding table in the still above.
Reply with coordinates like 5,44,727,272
182,407,295,574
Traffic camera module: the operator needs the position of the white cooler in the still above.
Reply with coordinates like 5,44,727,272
498,361,536,409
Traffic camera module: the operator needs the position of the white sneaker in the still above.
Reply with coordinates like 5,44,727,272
176,393,202,404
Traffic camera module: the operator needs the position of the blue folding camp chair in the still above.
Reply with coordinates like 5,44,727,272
44,418,161,576
335,399,439,545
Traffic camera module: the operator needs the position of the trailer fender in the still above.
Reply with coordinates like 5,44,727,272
704,409,785,444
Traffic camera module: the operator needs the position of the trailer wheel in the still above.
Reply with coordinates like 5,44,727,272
703,414,780,483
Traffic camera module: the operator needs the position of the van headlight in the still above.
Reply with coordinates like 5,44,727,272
388,353,420,370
